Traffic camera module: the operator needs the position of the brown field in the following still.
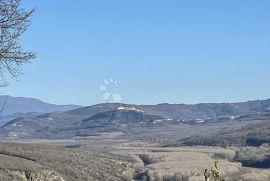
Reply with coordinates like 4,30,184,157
0,135,270,181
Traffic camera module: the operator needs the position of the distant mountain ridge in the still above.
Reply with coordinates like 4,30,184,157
64,98,270,121
0,95,82,126
1,98,270,139
136,99,270,121
0,95,82,115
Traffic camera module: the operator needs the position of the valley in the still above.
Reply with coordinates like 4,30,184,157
1,137,270,181
1,98,270,180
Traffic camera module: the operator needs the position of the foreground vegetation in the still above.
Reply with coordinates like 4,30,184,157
114,144,270,181
0,140,270,181
0,142,134,181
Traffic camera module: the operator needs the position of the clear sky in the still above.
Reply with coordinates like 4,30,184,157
2,0,270,106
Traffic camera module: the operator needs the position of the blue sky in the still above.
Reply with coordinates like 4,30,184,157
2,0,270,105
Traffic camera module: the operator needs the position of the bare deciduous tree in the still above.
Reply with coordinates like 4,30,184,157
0,0,35,86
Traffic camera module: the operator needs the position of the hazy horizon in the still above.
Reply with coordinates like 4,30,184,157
1,94,270,107
1,0,270,106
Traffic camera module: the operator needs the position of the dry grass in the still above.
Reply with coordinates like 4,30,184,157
0,142,134,181
1,139,270,181
115,145,270,181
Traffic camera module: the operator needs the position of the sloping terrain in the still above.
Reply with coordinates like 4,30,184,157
0,153,64,181
0,95,82,127
116,146,270,181
74,99,270,122
168,111,270,147
137,99,270,120
0,112,42,127
74,107,172,137
0,104,122,138
0,106,173,139
1,99,270,140
0,142,133,181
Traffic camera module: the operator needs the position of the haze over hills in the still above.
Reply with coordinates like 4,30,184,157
169,110,270,147
0,95,82,115
1,97,270,180
44,97,270,122
1,98,270,140
136,99,270,121
0,95,82,127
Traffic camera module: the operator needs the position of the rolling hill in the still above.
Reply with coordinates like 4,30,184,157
0,95,82,126
1,98,270,140
168,110,270,147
